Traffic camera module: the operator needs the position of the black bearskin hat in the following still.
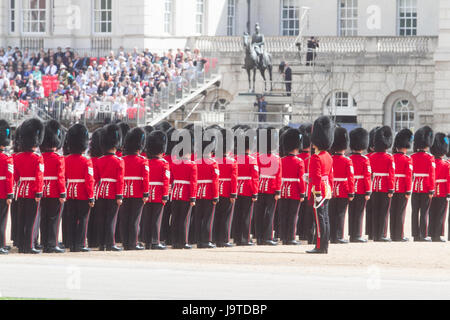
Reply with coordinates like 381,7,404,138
143,125,154,135
154,121,172,133
66,124,89,154
349,128,369,152
258,127,277,154
369,127,381,152
0,120,11,147
298,123,312,150
13,125,21,153
279,126,291,157
393,128,413,151
220,128,234,156
281,128,303,153
20,118,45,151
311,116,334,151
166,128,177,155
124,127,146,155
101,124,123,152
431,133,449,157
40,120,64,151
374,126,393,152
89,128,105,158
117,122,130,148
146,130,168,156
331,127,349,153
414,126,434,151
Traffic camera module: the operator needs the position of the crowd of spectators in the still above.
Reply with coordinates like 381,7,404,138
0,45,208,123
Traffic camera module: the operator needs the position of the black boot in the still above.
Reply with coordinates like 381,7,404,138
306,247,328,254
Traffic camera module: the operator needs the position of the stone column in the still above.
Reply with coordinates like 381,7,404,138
433,0,450,132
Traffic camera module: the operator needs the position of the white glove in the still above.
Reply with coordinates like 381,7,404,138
315,196,323,204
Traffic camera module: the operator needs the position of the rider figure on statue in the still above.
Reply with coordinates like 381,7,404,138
252,23,265,67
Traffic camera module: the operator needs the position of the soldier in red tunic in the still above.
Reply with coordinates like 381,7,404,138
10,126,22,250
94,124,125,251
39,120,66,254
143,130,170,250
307,116,334,254
255,128,282,246
366,127,380,240
0,120,13,255
411,126,435,242
213,128,238,248
119,127,149,251
329,127,355,244
279,128,305,245
170,129,197,249
428,133,450,242
15,119,45,254
370,126,395,242
390,129,413,242
348,128,371,243
65,124,95,252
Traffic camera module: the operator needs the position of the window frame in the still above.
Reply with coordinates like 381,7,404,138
10,0,17,34
164,0,174,35
280,0,299,36
393,99,415,133
338,0,358,37
227,0,236,36
397,0,417,36
325,91,358,116
21,0,48,35
92,0,113,35
195,0,205,35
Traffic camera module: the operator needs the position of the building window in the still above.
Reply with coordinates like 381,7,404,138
164,0,173,34
338,0,358,36
393,99,415,132
398,0,417,36
22,0,47,33
281,0,299,36
196,0,204,34
227,0,236,36
325,91,357,116
10,0,16,33
94,0,112,34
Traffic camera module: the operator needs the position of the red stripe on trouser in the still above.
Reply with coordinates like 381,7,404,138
30,202,40,249
185,207,193,244
55,203,64,247
84,208,91,248
313,206,321,249
209,205,216,242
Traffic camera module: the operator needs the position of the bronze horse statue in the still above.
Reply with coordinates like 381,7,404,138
243,33,273,93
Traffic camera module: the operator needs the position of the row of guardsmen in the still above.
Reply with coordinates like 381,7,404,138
0,116,448,255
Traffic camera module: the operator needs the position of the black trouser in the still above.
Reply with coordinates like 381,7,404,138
87,205,98,248
233,196,255,244
160,201,172,244
298,201,315,243
254,193,277,242
278,199,301,242
40,198,64,249
411,193,431,240
66,200,91,249
143,202,165,245
61,201,70,248
390,193,409,241
213,197,235,244
329,198,348,242
429,197,448,240
94,199,120,247
0,199,9,248
348,194,366,239
119,198,144,249
194,199,216,244
17,198,40,252
171,200,193,247
10,199,18,246
285,82,292,97
371,192,391,240
366,197,373,239
312,200,329,251
273,204,280,239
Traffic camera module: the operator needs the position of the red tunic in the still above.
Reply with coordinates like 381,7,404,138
14,152,44,199
411,152,436,194
236,154,259,198
393,152,413,195
281,154,306,200
434,158,450,198
95,154,125,200
350,153,372,196
308,151,334,200
122,154,149,199
0,151,14,200
171,158,197,202
42,152,66,199
257,153,282,195
370,152,395,193
148,157,171,203
216,156,238,199
195,158,220,201
65,154,95,201
331,154,355,198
